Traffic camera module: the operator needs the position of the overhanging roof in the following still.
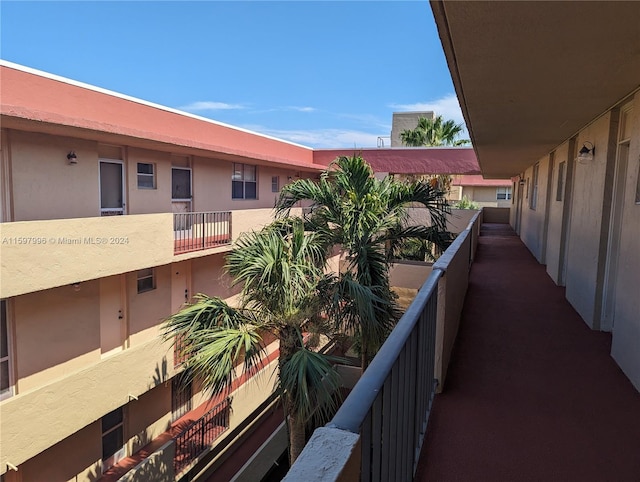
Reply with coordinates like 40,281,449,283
313,147,480,175
431,1,640,178
0,61,321,172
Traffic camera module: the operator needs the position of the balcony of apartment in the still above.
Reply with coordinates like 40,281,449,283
0,208,297,298
285,215,640,481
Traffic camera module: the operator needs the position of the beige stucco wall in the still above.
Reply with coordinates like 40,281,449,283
13,281,100,392
8,130,101,221
127,148,173,215
406,207,477,235
193,157,302,213
433,225,472,390
128,265,172,347
0,338,176,472
389,261,433,290
0,213,174,298
15,422,102,482
128,383,172,454
191,253,237,300
119,441,175,482
519,154,551,263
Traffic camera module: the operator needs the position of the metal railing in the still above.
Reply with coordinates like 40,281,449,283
326,269,442,481
173,211,232,254
173,397,232,475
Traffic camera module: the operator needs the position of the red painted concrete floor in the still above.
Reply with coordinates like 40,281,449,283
415,223,640,481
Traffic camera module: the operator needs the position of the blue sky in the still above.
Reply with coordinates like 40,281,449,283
1,1,464,148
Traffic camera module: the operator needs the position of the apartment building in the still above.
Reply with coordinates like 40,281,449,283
430,0,640,391
0,61,324,481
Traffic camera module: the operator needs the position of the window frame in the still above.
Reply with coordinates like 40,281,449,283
102,407,125,469
1,299,13,401
137,268,156,294
172,167,192,201
271,175,280,193
232,163,258,200
496,186,512,201
530,164,539,210
137,163,156,190
556,161,566,202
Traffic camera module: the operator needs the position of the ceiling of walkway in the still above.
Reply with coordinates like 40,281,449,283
431,1,640,178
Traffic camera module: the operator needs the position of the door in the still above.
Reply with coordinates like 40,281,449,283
601,141,630,331
100,160,125,216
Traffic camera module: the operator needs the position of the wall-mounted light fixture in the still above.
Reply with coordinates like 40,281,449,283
72,282,81,292
518,178,526,186
576,142,595,164
67,151,78,164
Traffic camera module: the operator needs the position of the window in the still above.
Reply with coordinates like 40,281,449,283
530,164,539,210
172,168,192,200
496,187,512,200
102,407,124,466
1,300,12,400
137,163,155,189
137,268,156,293
232,163,257,199
271,176,280,193
556,161,566,201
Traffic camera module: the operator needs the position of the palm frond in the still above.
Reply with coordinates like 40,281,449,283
277,346,344,426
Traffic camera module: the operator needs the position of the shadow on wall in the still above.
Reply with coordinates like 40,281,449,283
117,441,175,482
152,357,169,387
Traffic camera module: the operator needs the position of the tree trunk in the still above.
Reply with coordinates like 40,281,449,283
287,405,307,465
278,325,306,465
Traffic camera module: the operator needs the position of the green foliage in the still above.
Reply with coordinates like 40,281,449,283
454,195,479,210
163,218,344,463
276,155,452,367
400,115,470,147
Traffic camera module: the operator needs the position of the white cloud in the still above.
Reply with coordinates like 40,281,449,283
240,125,381,149
389,93,466,128
287,106,316,112
179,101,245,112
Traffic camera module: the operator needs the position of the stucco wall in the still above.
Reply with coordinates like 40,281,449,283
0,213,174,298
127,148,173,215
610,95,640,391
564,115,611,327
16,422,102,482
389,261,433,290
13,281,101,392
544,142,570,284
128,265,172,347
519,155,551,263
8,130,100,221
0,338,175,471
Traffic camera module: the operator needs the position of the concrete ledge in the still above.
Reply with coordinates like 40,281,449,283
283,427,360,482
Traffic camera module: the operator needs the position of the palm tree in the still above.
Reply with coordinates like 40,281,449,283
276,155,451,369
163,219,342,465
400,115,470,147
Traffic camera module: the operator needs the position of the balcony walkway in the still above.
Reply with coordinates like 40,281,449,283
415,223,640,481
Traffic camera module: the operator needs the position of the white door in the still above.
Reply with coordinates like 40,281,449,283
601,141,630,331
100,160,125,216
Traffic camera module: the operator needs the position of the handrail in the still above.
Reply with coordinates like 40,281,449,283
173,211,232,254
327,268,443,433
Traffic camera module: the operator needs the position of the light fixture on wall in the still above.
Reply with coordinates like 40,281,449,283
518,178,526,186
67,151,78,164
576,142,595,164
72,282,81,292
